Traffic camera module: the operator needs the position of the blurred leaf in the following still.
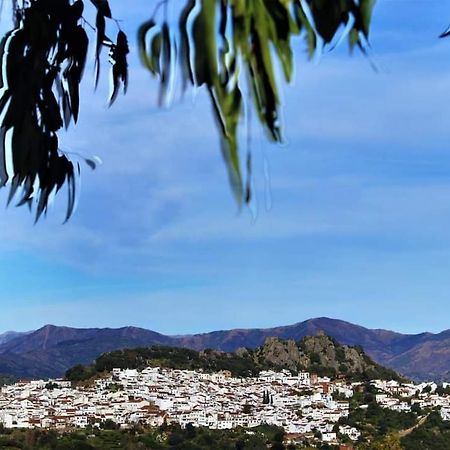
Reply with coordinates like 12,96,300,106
159,22,172,105
179,0,196,91
137,19,157,73
95,10,106,87
109,30,129,106
0,0,377,217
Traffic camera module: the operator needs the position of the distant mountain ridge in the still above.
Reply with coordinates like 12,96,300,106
0,325,176,379
0,330,31,346
0,318,449,382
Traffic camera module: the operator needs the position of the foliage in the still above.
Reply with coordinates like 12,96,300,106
0,0,97,221
64,364,92,382
343,400,417,441
0,374,17,386
400,411,450,450
66,345,265,381
99,419,119,430
138,0,375,205
0,0,376,218
358,433,403,450
436,385,450,396
0,423,302,449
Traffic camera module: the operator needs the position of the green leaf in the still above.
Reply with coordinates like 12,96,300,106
179,0,196,91
137,19,157,73
193,0,218,87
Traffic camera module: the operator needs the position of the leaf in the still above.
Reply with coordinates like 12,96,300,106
179,0,196,91
245,152,252,204
62,90,72,129
159,22,172,105
150,32,163,76
359,0,375,38
440,25,450,38
348,27,359,51
0,128,8,187
309,0,346,44
109,30,129,106
263,1,294,81
137,19,157,72
83,156,101,170
72,25,89,79
90,0,112,18
95,10,106,87
192,0,218,87
208,85,244,206
293,3,317,58
70,0,84,21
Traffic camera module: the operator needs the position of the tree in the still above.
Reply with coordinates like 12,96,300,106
242,403,252,414
100,418,119,430
361,433,403,450
0,0,377,220
262,389,270,404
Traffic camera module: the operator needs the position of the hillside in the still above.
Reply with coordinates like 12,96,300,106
0,325,176,379
0,331,30,346
65,334,403,383
173,318,450,381
0,318,449,381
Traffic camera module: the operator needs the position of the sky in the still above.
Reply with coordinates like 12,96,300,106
1,0,450,335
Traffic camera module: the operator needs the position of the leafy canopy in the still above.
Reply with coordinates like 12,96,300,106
0,0,375,220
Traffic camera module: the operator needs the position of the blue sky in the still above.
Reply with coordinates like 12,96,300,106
1,1,450,335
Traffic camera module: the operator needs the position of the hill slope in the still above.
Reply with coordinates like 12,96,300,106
0,331,31,346
173,318,450,381
0,318,449,381
0,325,177,378
65,333,403,382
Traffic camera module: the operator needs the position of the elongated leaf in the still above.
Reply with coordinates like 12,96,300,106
95,11,105,87
179,0,196,91
159,22,172,105
137,19,156,72
109,31,129,106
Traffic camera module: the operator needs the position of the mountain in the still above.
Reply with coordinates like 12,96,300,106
0,318,449,382
65,333,402,383
0,325,176,379
173,318,450,381
0,331,31,346
174,317,426,358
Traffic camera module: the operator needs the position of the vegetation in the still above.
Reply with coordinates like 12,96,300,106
65,345,262,381
357,433,403,450
400,411,450,450
65,334,403,383
2,414,449,449
0,374,17,386
436,385,450,396
0,0,377,218
338,384,420,446
345,401,417,440
0,423,314,449
334,382,450,449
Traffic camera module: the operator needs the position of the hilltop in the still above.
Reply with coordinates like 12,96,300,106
65,333,403,383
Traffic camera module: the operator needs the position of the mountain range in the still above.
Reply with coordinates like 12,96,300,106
0,317,449,382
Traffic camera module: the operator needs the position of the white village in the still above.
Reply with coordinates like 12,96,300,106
1,366,449,447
